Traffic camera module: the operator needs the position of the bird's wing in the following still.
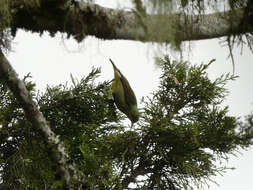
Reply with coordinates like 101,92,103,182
120,74,137,107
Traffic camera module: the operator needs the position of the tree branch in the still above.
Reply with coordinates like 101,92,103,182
8,1,252,42
0,49,84,189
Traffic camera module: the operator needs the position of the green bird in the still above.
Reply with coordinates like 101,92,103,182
109,59,139,125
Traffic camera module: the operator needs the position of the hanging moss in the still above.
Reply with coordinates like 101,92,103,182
132,0,187,50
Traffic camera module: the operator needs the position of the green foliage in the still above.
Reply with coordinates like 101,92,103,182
0,68,119,189
0,58,252,189
124,57,252,189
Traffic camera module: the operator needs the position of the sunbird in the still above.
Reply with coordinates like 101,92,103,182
109,59,139,125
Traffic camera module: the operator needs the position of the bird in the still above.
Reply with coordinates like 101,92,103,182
109,59,139,125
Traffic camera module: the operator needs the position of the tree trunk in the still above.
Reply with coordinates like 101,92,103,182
8,1,252,43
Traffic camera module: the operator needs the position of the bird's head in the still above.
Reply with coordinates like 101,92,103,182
129,105,139,124
109,58,122,79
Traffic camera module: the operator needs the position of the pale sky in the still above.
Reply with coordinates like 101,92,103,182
6,1,253,190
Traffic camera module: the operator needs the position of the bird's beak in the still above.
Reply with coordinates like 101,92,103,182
109,58,117,70
109,58,121,77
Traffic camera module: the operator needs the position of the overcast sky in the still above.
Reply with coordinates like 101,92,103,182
6,1,253,189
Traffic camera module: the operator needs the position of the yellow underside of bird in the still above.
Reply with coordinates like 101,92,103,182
110,59,139,124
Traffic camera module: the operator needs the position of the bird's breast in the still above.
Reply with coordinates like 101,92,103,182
112,79,128,113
